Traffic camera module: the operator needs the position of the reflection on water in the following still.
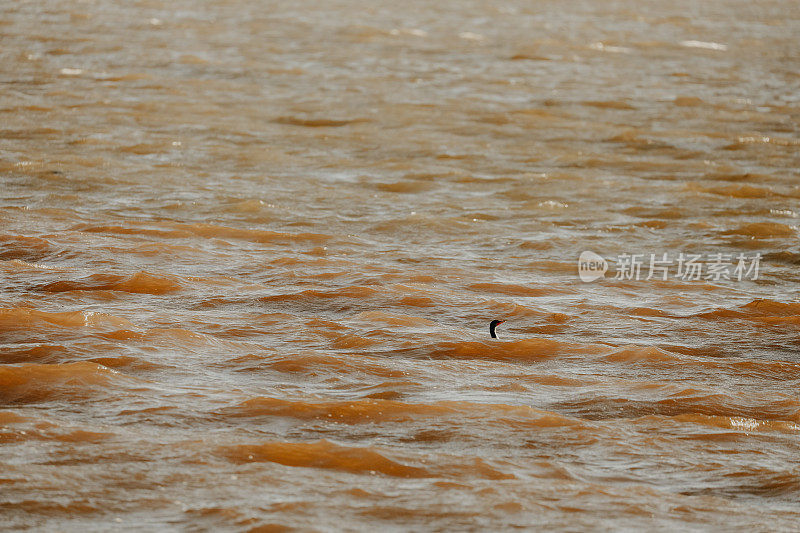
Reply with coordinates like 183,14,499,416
1,0,799,530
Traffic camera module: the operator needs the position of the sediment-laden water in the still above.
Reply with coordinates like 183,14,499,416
1,0,799,530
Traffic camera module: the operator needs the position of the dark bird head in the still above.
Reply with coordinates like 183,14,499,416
489,319,506,339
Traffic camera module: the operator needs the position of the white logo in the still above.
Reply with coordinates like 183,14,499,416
578,251,608,282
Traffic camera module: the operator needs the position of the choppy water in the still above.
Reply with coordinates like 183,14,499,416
2,0,800,530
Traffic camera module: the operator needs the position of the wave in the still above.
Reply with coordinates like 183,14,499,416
385,337,605,362
1,343,73,364
695,298,800,326
353,311,434,327
246,351,409,379
554,388,800,424
38,271,182,295
687,183,777,198
219,439,513,480
635,413,800,434
0,411,112,443
273,116,368,127
260,286,380,306
0,362,131,404
0,307,133,332
220,439,430,477
466,282,570,297
224,396,584,431
0,233,55,262
73,222,334,245
721,222,796,239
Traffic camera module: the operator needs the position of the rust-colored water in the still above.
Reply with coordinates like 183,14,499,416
2,0,799,530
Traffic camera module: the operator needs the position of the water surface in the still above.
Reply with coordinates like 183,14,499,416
1,0,799,530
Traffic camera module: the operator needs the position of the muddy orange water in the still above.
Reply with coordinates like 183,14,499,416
2,0,800,530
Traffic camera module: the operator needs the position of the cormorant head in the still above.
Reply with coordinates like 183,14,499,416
489,319,506,338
